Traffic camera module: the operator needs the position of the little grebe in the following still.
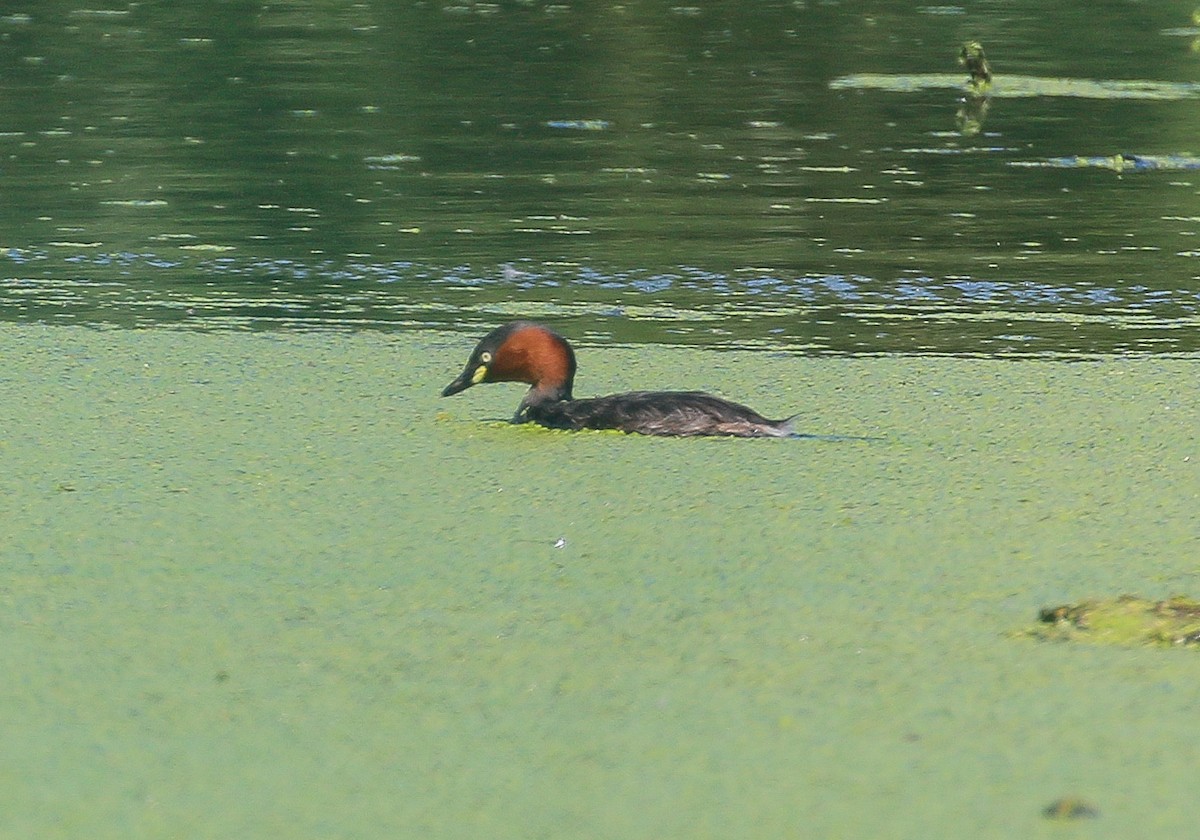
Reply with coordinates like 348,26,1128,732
441,321,798,437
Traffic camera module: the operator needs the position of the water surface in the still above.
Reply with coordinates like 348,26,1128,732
4,3,1200,837
3,1,1200,352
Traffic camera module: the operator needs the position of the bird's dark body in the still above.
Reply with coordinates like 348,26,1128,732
523,390,794,437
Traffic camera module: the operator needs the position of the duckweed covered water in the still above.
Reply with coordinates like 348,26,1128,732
3,324,1199,838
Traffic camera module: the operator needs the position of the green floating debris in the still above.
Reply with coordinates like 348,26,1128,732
1028,595,1200,647
828,74,1200,100
363,153,421,165
959,41,992,94
1042,796,1100,821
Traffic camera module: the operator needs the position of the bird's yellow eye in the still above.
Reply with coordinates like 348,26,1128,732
471,365,489,384
480,351,492,363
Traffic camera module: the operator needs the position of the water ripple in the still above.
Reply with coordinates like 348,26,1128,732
2,248,1198,356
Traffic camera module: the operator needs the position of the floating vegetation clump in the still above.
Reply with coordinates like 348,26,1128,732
1042,796,1100,821
828,74,1200,99
1028,595,1200,647
959,40,992,94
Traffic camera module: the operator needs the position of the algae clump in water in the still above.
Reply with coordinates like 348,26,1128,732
1028,595,1200,647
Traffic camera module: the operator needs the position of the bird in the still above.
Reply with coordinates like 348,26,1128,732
441,321,799,437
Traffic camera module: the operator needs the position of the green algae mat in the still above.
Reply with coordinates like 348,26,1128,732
2,324,1198,839
1030,595,1200,647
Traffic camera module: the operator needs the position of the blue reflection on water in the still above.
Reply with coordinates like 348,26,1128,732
4,247,1180,314
3,247,1197,355
3,247,1172,314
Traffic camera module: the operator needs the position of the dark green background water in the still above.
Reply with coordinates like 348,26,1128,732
3,0,1200,353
